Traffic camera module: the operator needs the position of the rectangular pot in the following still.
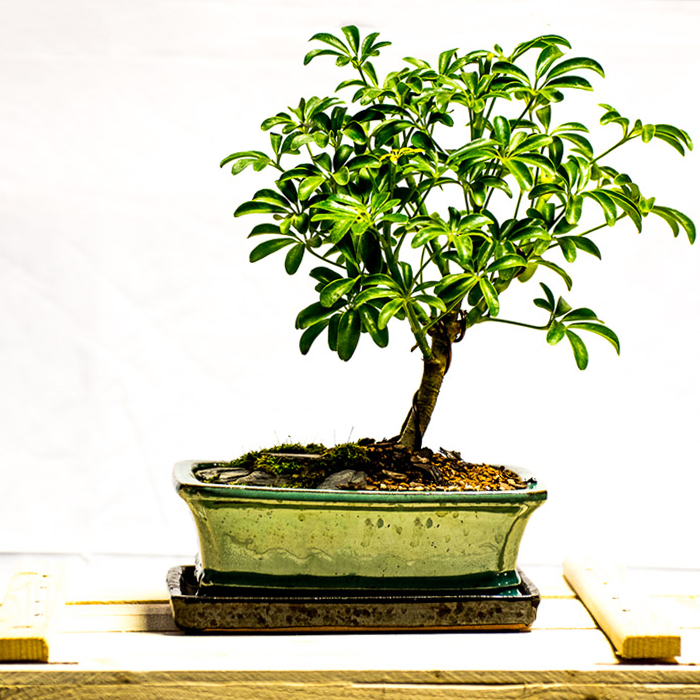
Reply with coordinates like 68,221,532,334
174,460,546,592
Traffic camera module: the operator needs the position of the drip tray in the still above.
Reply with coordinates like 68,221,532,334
167,565,540,633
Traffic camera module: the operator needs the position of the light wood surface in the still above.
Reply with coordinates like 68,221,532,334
0,562,699,699
0,568,64,662
564,557,682,659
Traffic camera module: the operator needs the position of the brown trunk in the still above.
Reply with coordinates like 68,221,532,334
397,311,463,450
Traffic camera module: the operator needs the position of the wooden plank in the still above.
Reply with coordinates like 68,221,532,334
0,568,64,662
1,679,700,700
1,664,700,700
2,563,700,699
564,557,681,659
33,628,624,671
45,597,591,635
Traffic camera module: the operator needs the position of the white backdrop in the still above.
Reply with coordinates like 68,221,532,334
1,0,699,569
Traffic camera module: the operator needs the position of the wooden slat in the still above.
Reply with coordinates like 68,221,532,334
2,563,700,699
0,568,64,662
564,557,681,659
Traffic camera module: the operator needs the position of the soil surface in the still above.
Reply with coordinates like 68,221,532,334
194,438,530,492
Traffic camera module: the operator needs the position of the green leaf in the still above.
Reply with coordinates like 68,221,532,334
373,120,414,147
535,105,552,131
296,301,342,329
651,132,686,155
562,307,598,322
486,254,526,273
511,34,570,60
253,188,290,207
505,159,534,190
313,132,329,148
362,31,391,58
403,55,431,70
261,114,293,131
284,244,304,275
529,183,565,199
654,123,693,150
558,132,594,159
249,238,294,262
554,296,572,317
547,320,566,345
438,48,458,74
353,288,397,306
567,322,620,354
304,48,342,65
583,190,618,226
227,158,255,175
310,266,342,285
570,236,602,259
358,305,389,348
220,150,268,168
412,294,447,314
346,154,381,171
341,25,360,52
492,61,530,83
493,115,511,148
299,319,330,354
435,274,477,304
332,166,351,186
603,190,642,232
411,224,444,248
535,46,564,80
248,223,280,238
298,176,325,201
641,124,655,143
320,277,357,307
539,282,555,309
453,233,473,264
546,57,605,80
234,200,287,217
478,176,513,199
377,298,404,329
512,154,556,176
565,330,589,369
479,277,500,316
278,164,322,182
650,206,696,244
536,259,573,290
554,122,590,135
309,31,349,53
565,195,584,224
558,237,577,262
545,75,593,91
337,309,361,361
290,133,319,150
327,314,339,351
411,131,436,152
343,121,368,144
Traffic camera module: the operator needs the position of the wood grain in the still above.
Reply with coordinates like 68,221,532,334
1,564,699,699
0,568,64,662
564,557,682,659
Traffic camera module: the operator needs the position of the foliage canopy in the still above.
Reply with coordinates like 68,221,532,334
222,26,694,446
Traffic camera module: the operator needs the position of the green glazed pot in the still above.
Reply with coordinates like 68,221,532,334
173,460,546,592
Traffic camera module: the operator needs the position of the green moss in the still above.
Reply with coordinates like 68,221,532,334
222,441,371,488
320,442,371,472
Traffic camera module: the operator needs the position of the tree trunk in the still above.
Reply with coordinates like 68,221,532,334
397,311,463,450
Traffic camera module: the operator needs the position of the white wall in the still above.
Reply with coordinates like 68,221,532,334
1,0,698,569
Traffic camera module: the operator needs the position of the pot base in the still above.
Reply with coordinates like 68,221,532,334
167,565,540,633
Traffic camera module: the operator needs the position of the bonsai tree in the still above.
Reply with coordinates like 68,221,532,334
222,27,694,451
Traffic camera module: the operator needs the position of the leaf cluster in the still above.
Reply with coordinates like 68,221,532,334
222,27,694,369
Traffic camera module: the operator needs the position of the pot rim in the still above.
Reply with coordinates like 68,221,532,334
174,460,547,505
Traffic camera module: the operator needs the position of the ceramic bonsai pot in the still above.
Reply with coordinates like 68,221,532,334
173,460,546,592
